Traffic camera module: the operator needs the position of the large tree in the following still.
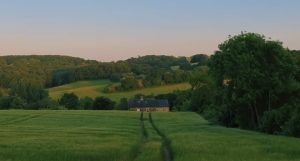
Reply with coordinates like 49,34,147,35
209,32,296,129
10,81,48,103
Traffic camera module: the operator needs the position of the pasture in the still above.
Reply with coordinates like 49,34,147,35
153,112,300,161
0,110,141,161
0,110,300,161
48,80,191,102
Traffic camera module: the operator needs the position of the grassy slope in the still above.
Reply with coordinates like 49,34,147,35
48,80,191,102
152,112,300,161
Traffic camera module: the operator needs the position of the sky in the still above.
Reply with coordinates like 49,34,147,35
0,0,300,61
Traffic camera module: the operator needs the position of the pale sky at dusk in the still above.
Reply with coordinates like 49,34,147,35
0,0,299,61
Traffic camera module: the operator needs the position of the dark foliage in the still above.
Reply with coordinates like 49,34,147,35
187,32,300,137
59,93,79,109
79,97,94,110
118,98,129,110
190,54,209,66
93,97,115,110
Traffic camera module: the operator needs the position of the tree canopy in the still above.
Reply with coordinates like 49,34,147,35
187,32,300,137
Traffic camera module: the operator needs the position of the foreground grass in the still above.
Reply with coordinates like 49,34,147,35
48,80,191,102
152,112,300,161
0,110,141,161
1,111,300,161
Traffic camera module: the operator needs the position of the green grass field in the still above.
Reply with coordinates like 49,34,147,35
0,110,141,161
48,80,191,102
0,110,300,161
152,112,300,161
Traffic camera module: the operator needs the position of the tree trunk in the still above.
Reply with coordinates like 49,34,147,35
268,90,271,111
253,99,260,127
250,103,256,128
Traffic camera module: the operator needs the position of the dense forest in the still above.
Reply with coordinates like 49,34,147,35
0,55,94,88
0,54,206,91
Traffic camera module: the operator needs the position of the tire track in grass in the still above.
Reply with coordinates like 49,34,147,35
132,112,149,160
140,112,149,142
0,114,32,125
0,113,45,125
149,112,173,161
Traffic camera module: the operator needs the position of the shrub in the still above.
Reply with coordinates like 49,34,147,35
283,112,300,137
80,97,94,110
93,97,115,110
10,96,26,109
59,93,79,109
0,96,12,109
118,98,128,110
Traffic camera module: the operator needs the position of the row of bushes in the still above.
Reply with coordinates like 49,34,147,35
58,93,128,110
0,96,58,110
0,93,130,110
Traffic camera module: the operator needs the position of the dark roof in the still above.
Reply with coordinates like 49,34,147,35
129,99,169,108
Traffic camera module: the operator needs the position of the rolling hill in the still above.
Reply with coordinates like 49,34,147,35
48,80,191,102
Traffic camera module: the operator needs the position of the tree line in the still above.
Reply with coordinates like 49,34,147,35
0,82,127,110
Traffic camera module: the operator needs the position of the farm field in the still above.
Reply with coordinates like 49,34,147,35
0,110,141,161
48,80,191,102
0,111,300,161
152,112,300,161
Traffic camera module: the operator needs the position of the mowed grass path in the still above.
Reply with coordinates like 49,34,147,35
0,110,141,161
152,112,300,161
48,80,191,102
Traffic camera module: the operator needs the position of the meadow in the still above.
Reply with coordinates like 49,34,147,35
48,80,191,102
0,111,300,161
0,110,141,161
152,112,300,161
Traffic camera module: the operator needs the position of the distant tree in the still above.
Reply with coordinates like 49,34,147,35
172,90,192,111
109,73,121,82
190,54,209,65
189,66,215,113
0,96,12,109
176,57,192,70
79,97,94,110
155,93,177,111
10,96,26,109
173,69,189,83
10,81,48,103
163,72,174,84
120,75,140,90
93,97,115,110
59,93,79,109
0,87,4,97
118,98,129,110
35,97,59,109
51,69,76,86
103,84,119,93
